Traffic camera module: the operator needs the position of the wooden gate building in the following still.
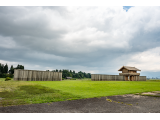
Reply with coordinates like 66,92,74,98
118,66,141,81
91,66,146,81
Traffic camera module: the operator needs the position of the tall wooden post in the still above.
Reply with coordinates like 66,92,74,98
125,76,128,81
129,75,130,81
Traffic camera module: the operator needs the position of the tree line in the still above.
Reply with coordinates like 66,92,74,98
53,69,91,78
0,63,24,78
51,69,91,78
0,62,91,79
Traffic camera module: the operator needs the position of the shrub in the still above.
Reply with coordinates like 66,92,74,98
6,74,14,78
0,73,7,78
5,77,11,81
0,73,13,78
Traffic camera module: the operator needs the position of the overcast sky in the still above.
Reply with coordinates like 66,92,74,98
1,6,160,77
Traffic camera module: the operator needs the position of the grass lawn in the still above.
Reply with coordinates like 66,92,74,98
148,79,160,81
0,78,7,81
0,78,160,107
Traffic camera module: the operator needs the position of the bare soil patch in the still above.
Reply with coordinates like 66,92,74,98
137,91,160,97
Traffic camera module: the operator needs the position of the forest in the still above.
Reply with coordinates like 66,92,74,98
51,69,91,79
0,63,24,78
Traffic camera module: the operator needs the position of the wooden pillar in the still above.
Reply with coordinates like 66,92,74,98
130,76,133,81
129,76,131,81
125,76,128,81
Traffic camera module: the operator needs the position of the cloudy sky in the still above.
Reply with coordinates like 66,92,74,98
1,6,160,77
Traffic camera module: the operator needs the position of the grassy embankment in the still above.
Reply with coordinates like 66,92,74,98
0,78,160,107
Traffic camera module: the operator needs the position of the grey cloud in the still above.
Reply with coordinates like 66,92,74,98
1,6,160,76
129,30,160,53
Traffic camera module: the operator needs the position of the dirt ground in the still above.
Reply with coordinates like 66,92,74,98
0,93,160,113
140,91,160,96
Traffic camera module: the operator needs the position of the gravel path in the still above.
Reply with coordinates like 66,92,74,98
0,94,160,113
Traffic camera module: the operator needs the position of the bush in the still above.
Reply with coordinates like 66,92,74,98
6,74,14,78
0,73,7,78
0,73,13,78
5,77,11,81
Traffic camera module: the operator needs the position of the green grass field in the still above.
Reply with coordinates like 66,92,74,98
0,78,160,107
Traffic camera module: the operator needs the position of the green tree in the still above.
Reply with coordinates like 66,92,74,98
68,72,72,77
62,69,72,78
9,65,14,74
4,63,8,73
17,64,20,69
0,63,1,74
70,70,73,77
62,70,67,78
1,64,4,74
71,70,75,78
75,73,80,78
83,72,87,78
16,64,24,69
78,71,84,78
20,65,24,69
88,73,91,78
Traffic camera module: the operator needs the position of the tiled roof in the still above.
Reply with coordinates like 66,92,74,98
118,66,141,71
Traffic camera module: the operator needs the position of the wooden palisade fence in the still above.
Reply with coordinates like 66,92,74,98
91,74,146,81
14,69,62,81
91,74,124,81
